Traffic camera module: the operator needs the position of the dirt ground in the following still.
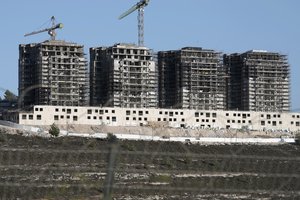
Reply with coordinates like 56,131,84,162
1,129,300,199
37,123,297,138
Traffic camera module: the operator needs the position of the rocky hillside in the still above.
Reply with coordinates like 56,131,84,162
0,130,300,199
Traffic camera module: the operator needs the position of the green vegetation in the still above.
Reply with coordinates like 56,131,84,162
3,90,17,101
149,174,172,183
107,133,118,143
49,123,60,137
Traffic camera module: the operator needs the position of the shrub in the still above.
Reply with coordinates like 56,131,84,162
107,133,118,143
49,123,60,137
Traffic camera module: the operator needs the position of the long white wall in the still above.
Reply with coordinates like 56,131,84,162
18,106,300,132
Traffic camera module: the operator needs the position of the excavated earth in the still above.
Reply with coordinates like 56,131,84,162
0,131,300,200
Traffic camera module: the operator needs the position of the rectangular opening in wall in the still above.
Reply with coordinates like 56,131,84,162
22,115,27,120
37,115,41,120
112,117,116,122
54,115,59,120
73,116,78,121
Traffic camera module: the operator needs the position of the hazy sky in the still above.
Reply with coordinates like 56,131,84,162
0,0,299,111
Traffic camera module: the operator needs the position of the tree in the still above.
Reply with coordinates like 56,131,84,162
49,123,60,137
107,133,118,143
4,90,17,101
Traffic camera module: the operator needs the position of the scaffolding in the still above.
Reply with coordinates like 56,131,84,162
224,50,290,112
19,40,89,108
158,47,226,110
90,43,158,108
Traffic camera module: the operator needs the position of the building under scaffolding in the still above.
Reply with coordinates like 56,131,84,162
158,47,226,110
224,50,290,112
19,40,89,108
90,43,157,108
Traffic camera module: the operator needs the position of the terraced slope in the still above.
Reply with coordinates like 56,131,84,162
0,132,299,199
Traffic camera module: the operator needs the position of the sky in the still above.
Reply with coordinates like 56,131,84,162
0,0,299,111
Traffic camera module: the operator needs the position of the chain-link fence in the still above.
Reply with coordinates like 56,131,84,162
1,132,300,199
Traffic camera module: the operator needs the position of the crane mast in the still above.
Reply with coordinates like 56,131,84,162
119,0,150,47
24,16,63,40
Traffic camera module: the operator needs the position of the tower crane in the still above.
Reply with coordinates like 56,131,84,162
24,16,63,40
119,0,150,47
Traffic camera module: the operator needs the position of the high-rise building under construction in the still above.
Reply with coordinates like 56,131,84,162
90,43,158,108
19,40,89,108
158,47,226,110
224,50,290,112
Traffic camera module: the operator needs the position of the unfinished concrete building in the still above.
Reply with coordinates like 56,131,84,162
158,47,226,110
90,43,157,108
19,40,89,108
224,50,290,112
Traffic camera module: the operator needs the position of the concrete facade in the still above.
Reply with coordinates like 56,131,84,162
90,43,157,108
18,105,300,132
19,40,89,108
224,50,290,112
158,47,226,110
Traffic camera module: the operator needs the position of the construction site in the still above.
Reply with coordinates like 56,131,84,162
224,50,290,112
90,43,157,108
19,40,89,108
158,47,226,110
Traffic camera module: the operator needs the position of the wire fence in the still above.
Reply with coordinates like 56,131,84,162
0,134,300,200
